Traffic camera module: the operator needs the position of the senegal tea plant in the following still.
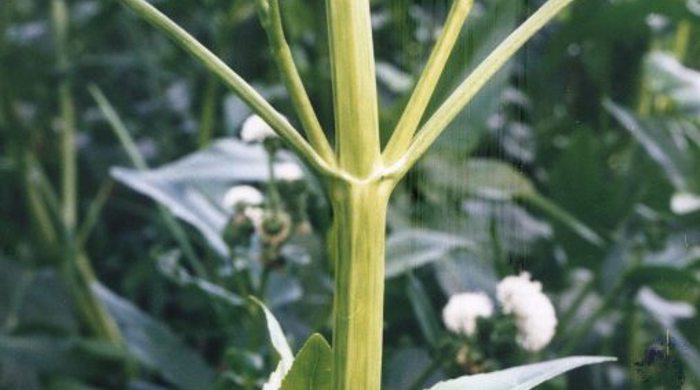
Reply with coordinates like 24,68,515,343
114,0,615,389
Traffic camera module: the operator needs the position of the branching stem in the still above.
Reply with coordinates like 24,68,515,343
255,0,336,165
116,0,336,176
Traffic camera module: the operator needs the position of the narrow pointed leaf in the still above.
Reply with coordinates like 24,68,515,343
427,356,615,390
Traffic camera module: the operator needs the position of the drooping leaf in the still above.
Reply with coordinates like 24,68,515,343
605,100,698,192
156,250,244,307
251,297,294,390
427,356,615,390
386,229,477,278
423,157,603,245
111,139,304,257
93,283,215,389
279,334,332,390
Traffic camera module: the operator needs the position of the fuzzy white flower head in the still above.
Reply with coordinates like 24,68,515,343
240,114,278,143
671,192,700,215
497,272,557,352
442,292,494,336
275,162,304,182
223,185,264,210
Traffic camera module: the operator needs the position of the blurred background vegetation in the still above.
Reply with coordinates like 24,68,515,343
1,0,700,389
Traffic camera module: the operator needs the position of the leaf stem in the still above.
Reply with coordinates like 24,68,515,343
394,0,575,173
383,0,474,163
52,0,78,231
255,0,336,164
115,0,336,176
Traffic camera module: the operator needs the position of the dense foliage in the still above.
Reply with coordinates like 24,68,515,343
1,0,699,389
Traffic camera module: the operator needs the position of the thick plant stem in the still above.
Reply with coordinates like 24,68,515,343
329,180,393,390
325,0,381,177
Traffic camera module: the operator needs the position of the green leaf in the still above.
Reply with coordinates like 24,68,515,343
406,274,442,347
427,356,615,390
157,250,244,307
604,100,698,192
93,283,215,389
111,138,304,257
0,336,123,380
386,229,477,278
423,157,603,245
279,334,332,390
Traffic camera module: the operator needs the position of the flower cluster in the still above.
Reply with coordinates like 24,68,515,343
496,272,557,352
221,116,313,265
442,292,494,336
442,272,557,353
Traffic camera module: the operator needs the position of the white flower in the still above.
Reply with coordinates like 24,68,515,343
223,185,264,210
671,192,700,215
275,162,304,182
442,292,494,336
240,114,278,143
497,272,557,352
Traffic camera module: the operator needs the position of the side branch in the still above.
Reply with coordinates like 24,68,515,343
116,0,335,175
255,0,336,165
382,0,474,164
393,0,575,175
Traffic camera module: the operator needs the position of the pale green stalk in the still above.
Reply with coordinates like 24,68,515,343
52,0,77,230
325,0,381,177
328,180,394,390
383,0,474,163
116,0,335,176
255,0,335,164
391,0,575,172
114,0,578,388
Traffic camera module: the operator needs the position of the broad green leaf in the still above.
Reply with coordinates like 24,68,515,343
604,100,699,192
386,229,477,278
251,297,294,390
93,283,215,389
157,250,244,306
111,138,304,257
0,336,122,380
279,334,332,390
427,356,615,390
423,157,603,245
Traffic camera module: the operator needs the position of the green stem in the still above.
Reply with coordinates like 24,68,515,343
394,0,576,171
383,0,474,162
329,180,393,390
325,0,381,177
198,75,218,148
115,0,335,176
255,0,335,164
52,0,78,231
